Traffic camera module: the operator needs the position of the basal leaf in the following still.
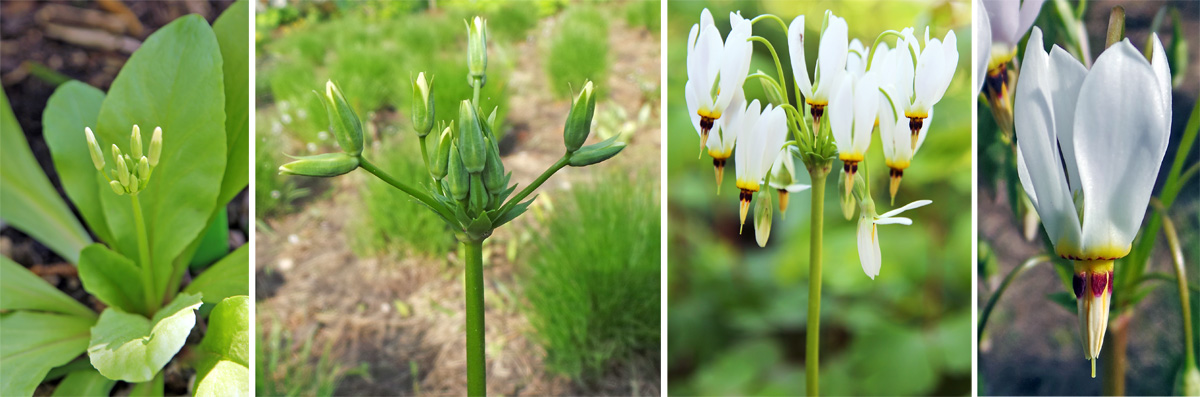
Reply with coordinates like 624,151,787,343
0,312,96,396
184,244,249,314
87,293,202,382
43,81,112,244
0,86,91,263
0,256,95,318
194,296,249,397
95,15,227,302
51,368,116,397
213,0,250,206
128,373,164,397
190,208,230,270
77,243,148,315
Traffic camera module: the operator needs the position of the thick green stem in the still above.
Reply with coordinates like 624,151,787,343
806,171,826,396
497,154,569,216
463,239,486,396
131,195,158,315
358,156,454,221
472,78,482,109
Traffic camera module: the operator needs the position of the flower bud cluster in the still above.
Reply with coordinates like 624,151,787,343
86,125,161,195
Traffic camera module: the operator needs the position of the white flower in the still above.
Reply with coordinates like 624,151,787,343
983,0,1045,70
1013,27,1171,373
789,10,848,126
829,70,879,195
880,100,932,202
857,199,932,279
767,147,811,215
706,89,747,193
686,9,753,152
886,27,958,149
734,102,788,230
975,4,992,95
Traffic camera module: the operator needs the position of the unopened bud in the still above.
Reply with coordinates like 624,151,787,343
412,72,435,137
757,72,787,107
109,180,125,195
323,80,364,156
115,146,130,187
468,174,487,214
753,191,773,247
568,136,625,167
85,127,104,170
129,174,140,193
148,127,162,167
467,17,488,79
482,137,506,193
563,81,596,152
130,125,143,158
457,100,487,173
430,126,453,180
138,157,150,179
279,152,360,177
446,142,470,200
839,168,856,220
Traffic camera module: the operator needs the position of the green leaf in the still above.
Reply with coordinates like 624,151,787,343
0,312,96,396
94,15,227,300
77,243,148,314
0,85,92,263
42,80,113,245
87,293,202,382
184,244,249,314
129,373,164,397
213,0,250,206
52,368,116,397
0,256,95,318
190,208,230,270
194,296,250,397
1047,291,1077,312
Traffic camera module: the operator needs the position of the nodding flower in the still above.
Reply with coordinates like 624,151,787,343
1013,27,1171,377
790,10,849,133
857,198,932,280
733,102,787,233
685,8,753,155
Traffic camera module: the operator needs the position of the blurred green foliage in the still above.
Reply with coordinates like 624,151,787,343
521,171,661,382
625,0,662,32
545,7,610,98
349,141,455,257
666,1,972,395
256,320,369,396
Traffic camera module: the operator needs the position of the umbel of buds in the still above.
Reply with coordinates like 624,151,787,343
86,125,161,195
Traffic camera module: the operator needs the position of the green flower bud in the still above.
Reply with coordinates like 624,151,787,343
430,125,453,180
446,142,471,200
481,136,505,193
839,168,856,220
85,127,104,170
412,72,435,137
467,17,487,79
568,137,625,167
323,80,364,156
753,190,773,247
113,145,130,186
457,100,487,173
148,127,162,167
757,72,786,107
279,152,359,177
468,174,487,215
129,174,140,193
109,180,125,195
486,107,498,133
130,125,143,159
138,157,150,179
563,81,596,152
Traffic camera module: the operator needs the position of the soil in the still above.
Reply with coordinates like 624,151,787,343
1,2,245,396
255,12,662,397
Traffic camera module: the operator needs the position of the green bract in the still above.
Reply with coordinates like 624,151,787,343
0,2,249,395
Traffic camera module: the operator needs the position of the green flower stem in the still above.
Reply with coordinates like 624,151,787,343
865,30,904,71
497,154,569,217
419,135,432,175
748,14,797,103
464,238,486,396
358,156,454,222
977,255,1049,339
472,78,482,109
130,194,158,315
806,170,826,396
747,36,789,104
1160,207,1197,370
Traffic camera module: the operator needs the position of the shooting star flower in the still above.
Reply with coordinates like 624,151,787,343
790,10,848,133
734,102,787,232
857,198,932,279
686,8,753,154
829,70,879,197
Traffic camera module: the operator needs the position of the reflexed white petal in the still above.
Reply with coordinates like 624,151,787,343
733,100,763,183
1016,0,1046,44
814,12,849,101
847,39,867,77
852,72,880,155
789,15,813,99
874,216,912,226
983,0,1018,45
692,27,724,110
1015,146,1039,209
829,74,854,152
976,4,992,95
891,37,917,109
684,80,703,137
1046,45,1088,196
913,107,932,154
716,18,754,112
1149,33,1172,130
858,213,882,279
700,8,714,32
914,38,946,110
757,105,789,181
714,88,746,152
939,30,959,99
1074,39,1170,252
878,199,932,218
881,117,904,163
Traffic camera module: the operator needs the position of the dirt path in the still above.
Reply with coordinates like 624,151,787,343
255,13,661,396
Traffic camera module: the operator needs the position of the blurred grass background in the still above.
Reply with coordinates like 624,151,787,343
255,0,661,394
666,1,973,395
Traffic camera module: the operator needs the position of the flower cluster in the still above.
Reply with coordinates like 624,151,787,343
86,125,162,196
684,8,956,280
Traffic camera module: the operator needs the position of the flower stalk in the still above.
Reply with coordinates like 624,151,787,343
463,239,485,396
806,169,827,395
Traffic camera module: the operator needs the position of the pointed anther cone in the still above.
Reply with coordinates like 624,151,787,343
889,168,903,205
777,189,789,216
738,189,752,234
842,161,858,198
1072,259,1115,378
909,117,924,151
697,120,712,158
713,158,726,195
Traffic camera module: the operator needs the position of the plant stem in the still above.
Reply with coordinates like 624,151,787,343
358,156,454,221
463,239,486,396
472,78,482,109
978,255,1049,339
1102,311,1131,395
747,36,788,104
1161,212,1197,370
497,154,569,216
131,195,158,315
806,171,826,396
